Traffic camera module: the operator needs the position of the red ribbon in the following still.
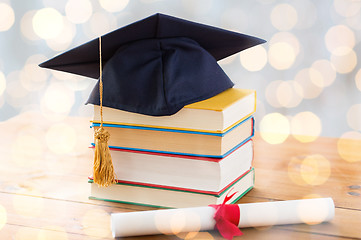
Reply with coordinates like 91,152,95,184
209,191,243,240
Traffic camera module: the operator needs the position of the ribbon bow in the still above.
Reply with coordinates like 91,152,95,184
209,190,243,240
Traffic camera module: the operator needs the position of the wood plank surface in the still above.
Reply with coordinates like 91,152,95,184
0,111,360,239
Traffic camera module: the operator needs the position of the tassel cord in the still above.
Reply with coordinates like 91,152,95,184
92,36,116,187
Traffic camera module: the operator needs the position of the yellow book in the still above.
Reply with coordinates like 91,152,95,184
186,88,255,111
92,88,256,133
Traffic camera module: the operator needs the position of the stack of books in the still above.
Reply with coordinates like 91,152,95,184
89,88,257,208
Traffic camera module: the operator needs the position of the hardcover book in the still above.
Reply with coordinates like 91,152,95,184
90,139,254,192
91,116,254,158
92,88,256,133
89,168,255,208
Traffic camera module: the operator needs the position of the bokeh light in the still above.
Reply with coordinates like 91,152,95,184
20,55,49,91
0,3,15,31
297,197,331,225
333,0,361,17
21,11,40,41
270,4,298,31
276,80,303,108
0,71,6,96
13,191,44,217
41,81,75,114
81,208,111,238
154,210,201,235
0,204,6,231
300,155,331,185
11,134,43,167
325,25,355,55
45,123,77,154
171,210,188,235
268,42,296,70
260,113,290,144
337,131,361,163
356,69,361,91
239,45,267,72
347,104,361,131
46,17,76,51
269,32,300,56
310,59,336,87
65,0,92,24
266,80,282,108
32,8,64,39
294,68,324,99
155,210,177,235
288,156,307,186
291,112,322,142
288,155,331,186
154,209,201,236
174,211,201,237
330,48,357,74
99,0,129,13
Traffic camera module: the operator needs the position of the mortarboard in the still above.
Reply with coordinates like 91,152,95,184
39,13,265,116
40,13,265,187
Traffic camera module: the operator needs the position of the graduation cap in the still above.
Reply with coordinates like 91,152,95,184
39,13,265,116
40,13,265,187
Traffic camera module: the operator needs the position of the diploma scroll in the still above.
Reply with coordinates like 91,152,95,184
111,198,334,238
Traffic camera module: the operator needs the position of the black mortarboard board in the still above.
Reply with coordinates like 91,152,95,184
39,13,265,116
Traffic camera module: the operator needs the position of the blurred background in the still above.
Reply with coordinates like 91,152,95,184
0,0,360,144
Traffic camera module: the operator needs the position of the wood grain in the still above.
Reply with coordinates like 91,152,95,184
0,112,360,239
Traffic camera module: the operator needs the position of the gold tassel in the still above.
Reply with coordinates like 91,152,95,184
93,127,115,187
93,36,116,187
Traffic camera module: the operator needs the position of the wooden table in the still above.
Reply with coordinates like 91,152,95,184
0,112,360,239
